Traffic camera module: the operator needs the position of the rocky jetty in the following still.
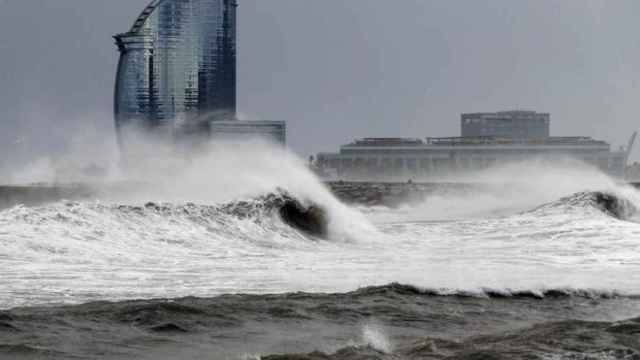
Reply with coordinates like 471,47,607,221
0,185,93,210
325,181,478,207
3,181,638,211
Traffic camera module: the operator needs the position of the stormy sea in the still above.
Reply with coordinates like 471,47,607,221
2,148,640,360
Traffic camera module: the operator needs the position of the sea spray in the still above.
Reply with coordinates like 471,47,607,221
362,159,640,223
3,147,640,309
114,139,379,242
361,322,394,354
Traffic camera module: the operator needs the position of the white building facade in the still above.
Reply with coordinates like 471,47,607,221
317,137,628,180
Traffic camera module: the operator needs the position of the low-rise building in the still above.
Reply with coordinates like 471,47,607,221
316,111,634,180
317,136,628,180
209,120,286,145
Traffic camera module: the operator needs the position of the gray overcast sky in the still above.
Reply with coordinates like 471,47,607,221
1,0,639,168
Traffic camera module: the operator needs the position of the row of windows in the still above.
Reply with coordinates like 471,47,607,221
323,156,617,171
342,149,607,156
115,0,237,129
463,118,549,124
324,156,618,177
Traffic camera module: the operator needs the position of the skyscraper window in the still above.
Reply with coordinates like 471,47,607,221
114,0,237,139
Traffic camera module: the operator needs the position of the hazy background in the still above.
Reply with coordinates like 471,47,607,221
0,0,639,175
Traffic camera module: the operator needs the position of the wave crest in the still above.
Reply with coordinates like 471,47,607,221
528,191,637,220
351,283,632,300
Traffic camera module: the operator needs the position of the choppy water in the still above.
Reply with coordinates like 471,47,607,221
2,157,640,359
1,184,640,309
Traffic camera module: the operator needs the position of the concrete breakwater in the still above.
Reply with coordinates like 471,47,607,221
2,182,640,210
0,182,479,209
325,181,481,207
327,181,640,207
0,185,94,210
0,183,144,210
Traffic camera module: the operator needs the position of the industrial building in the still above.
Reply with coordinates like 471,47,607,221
317,112,634,180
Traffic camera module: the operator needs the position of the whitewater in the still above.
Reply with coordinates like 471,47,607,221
2,144,640,310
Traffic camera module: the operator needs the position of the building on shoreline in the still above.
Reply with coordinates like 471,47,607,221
316,111,635,180
209,121,286,145
114,0,286,150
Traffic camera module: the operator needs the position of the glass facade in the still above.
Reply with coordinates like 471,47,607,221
114,0,237,137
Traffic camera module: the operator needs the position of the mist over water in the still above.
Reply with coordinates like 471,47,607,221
365,159,638,222
4,140,640,359
1,138,640,311
3,1,640,356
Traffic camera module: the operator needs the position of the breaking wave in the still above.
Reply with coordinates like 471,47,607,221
529,191,638,220
351,283,636,300
0,190,366,253
5,140,640,359
3,186,640,359
3,184,640,309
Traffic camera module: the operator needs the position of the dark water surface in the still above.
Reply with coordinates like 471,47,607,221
3,179,640,359
2,284,640,359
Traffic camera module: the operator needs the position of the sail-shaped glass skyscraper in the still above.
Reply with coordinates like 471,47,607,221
114,0,237,138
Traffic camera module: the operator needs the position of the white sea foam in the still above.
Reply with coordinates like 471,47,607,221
361,322,394,353
1,145,640,309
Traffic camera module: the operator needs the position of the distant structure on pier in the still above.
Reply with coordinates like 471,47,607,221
461,110,550,139
316,111,635,180
209,121,287,145
114,0,285,149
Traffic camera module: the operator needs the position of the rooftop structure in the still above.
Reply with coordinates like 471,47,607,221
349,138,425,147
344,136,610,147
461,110,550,139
